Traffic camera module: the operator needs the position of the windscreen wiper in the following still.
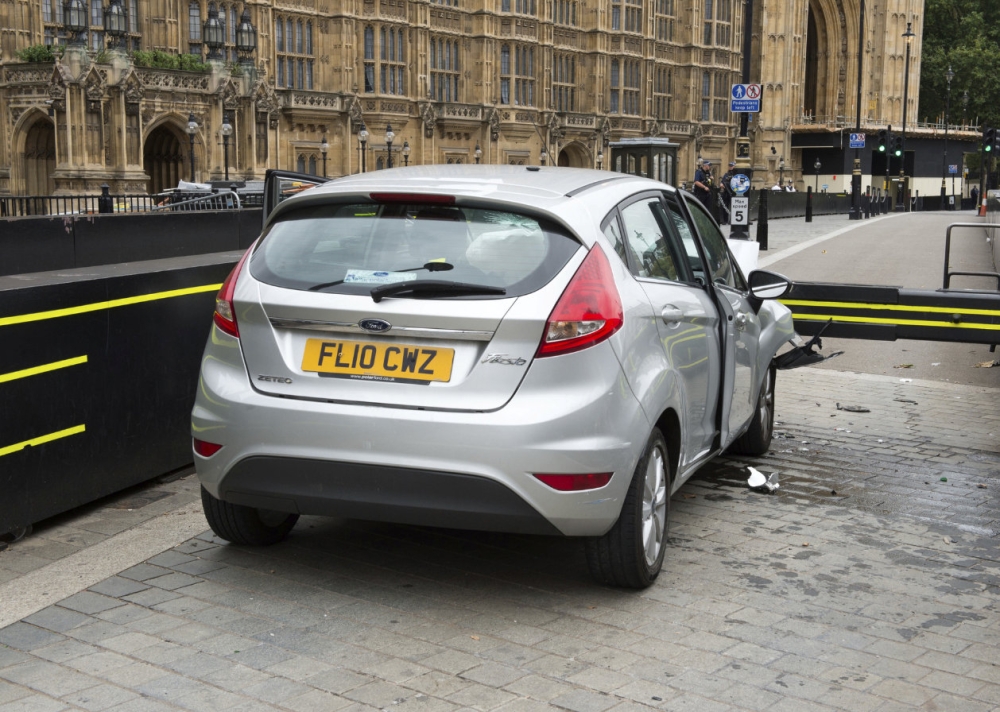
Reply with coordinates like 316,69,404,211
308,262,454,292
370,280,506,303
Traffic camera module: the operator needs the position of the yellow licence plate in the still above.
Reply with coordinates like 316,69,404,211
302,338,454,384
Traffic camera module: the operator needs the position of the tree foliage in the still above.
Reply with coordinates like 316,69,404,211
15,44,60,62
919,0,1000,130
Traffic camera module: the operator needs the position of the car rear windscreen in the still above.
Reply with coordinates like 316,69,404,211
250,202,582,298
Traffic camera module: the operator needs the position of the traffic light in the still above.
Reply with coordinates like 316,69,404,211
893,135,903,157
877,129,889,153
985,127,995,153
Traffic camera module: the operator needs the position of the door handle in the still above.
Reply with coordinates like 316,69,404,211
735,312,748,331
661,305,684,325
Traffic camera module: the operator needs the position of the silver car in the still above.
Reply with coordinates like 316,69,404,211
192,166,796,588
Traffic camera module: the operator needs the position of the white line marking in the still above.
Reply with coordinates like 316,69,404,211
758,213,903,269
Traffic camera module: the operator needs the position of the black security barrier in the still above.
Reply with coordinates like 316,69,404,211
0,254,240,535
0,209,261,278
746,191,852,220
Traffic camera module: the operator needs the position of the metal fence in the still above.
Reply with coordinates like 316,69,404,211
0,186,262,218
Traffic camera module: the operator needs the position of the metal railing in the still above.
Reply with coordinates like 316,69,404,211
0,187,262,217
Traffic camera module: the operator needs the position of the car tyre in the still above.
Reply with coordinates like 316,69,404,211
201,487,299,546
729,364,776,456
585,428,670,589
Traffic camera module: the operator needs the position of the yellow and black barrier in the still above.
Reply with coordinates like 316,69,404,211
0,255,239,535
781,282,1000,345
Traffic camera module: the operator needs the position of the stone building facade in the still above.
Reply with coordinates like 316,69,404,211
0,0,927,196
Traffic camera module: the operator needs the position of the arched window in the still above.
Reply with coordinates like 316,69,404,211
429,37,459,101
297,154,306,172
308,155,317,175
275,18,283,52
296,20,303,52
610,60,620,113
500,45,511,104
364,26,375,92
376,156,385,170
189,1,202,49
306,22,312,54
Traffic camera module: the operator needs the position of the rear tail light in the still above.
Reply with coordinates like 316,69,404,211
370,193,455,205
534,473,613,491
213,244,255,338
193,438,223,457
537,244,623,357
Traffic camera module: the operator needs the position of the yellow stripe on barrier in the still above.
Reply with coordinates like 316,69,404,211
781,298,1000,318
791,313,1000,331
0,284,223,328
0,355,88,384
0,424,86,458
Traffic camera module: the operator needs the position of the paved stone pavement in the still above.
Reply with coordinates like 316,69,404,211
2,214,999,712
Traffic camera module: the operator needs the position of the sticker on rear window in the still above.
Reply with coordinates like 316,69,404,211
343,270,417,285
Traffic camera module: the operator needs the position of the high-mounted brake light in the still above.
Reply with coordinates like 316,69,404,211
193,438,223,457
213,244,255,338
533,473,613,491
369,193,455,205
536,244,623,357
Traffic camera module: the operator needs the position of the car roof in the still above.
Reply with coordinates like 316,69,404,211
269,165,678,224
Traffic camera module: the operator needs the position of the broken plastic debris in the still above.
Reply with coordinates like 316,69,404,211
894,398,918,404
943,536,952,544
900,378,913,383
747,466,780,493
977,484,988,489
893,364,914,369
836,403,870,413
974,360,999,368
940,477,948,482
931,362,941,366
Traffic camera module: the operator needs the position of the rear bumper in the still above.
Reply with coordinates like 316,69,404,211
219,456,561,535
193,330,650,536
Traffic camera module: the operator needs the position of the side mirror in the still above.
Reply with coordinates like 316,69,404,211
748,270,792,300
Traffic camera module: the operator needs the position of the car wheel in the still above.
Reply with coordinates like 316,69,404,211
729,364,776,456
585,428,670,589
201,487,299,546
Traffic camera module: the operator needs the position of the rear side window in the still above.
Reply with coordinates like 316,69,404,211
251,203,581,297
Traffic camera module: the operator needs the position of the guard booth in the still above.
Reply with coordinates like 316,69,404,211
609,138,680,186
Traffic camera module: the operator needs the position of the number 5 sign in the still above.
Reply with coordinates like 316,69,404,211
731,196,749,226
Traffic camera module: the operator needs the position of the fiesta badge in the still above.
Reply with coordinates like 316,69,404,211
359,318,392,333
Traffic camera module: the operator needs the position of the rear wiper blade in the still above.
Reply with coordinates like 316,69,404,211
309,262,454,292
370,280,506,303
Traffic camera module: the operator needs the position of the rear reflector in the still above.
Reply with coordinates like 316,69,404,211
370,193,455,205
533,473,613,491
193,438,223,457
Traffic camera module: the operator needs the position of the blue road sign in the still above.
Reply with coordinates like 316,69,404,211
949,164,959,174
730,84,762,113
849,133,865,148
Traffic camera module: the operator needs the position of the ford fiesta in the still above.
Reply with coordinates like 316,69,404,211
192,165,798,588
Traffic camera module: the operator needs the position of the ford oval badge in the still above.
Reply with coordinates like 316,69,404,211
359,318,392,333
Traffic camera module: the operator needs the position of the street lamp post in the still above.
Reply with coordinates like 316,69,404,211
402,140,410,166
898,21,915,212
814,157,821,192
320,134,328,177
220,112,232,181
358,123,368,173
596,149,603,170
962,90,969,128
474,142,482,164
385,124,395,169
850,0,866,219
779,157,785,187
944,65,954,207
186,113,198,182
540,147,548,166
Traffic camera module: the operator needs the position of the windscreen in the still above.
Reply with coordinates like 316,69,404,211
250,202,581,298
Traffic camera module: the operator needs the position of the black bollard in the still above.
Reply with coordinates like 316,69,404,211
805,186,813,223
98,184,113,214
757,188,769,251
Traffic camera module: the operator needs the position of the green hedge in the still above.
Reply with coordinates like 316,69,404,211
15,44,60,62
131,49,209,72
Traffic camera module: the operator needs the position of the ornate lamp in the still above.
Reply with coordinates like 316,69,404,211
402,140,410,166
204,2,225,60
187,113,198,182
539,147,548,166
220,112,233,181
63,0,88,45
474,142,482,164
385,124,395,168
359,123,369,173
235,6,257,64
104,0,128,50
320,134,329,177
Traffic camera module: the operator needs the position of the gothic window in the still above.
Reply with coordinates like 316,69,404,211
553,53,576,112
624,0,641,32
364,25,375,92
622,59,640,114
308,155,317,175
128,0,139,49
502,0,510,10
514,0,535,14
654,67,672,119
42,0,67,45
189,1,201,55
701,70,710,121
379,27,406,94
555,0,577,26
611,0,620,30
704,0,731,46
430,36,459,102
514,44,534,106
89,0,104,50
610,59,619,113
500,45,510,104
276,13,315,89
713,70,730,121
433,0,458,6
655,0,674,41
297,154,306,172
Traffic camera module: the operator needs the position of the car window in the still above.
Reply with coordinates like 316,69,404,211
602,215,630,267
619,198,681,282
251,202,581,297
663,196,706,286
684,198,740,290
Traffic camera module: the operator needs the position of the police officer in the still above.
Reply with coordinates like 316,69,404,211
693,159,713,209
